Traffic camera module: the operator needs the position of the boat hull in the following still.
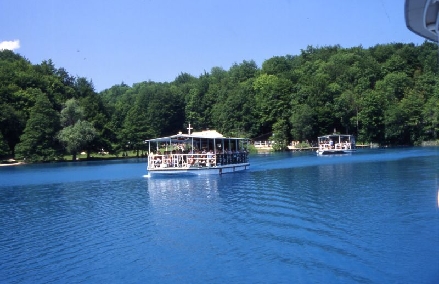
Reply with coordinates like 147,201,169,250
147,163,250,176
317,149,356,155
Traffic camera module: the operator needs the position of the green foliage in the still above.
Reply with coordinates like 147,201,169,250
334,90,358,134
57,120,97,160
0,103,25,155
290,103,315,141
211,79,257,137
61,98,84,126
2,41,439,162
0,132,9,157
358,90,386,142
423,93,439,140
271,119,289,151
15,92,61,162
253,74,292,134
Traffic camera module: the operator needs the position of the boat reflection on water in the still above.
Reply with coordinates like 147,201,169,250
145,175,220,203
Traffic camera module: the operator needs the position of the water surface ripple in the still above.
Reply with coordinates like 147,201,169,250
0,148,438,283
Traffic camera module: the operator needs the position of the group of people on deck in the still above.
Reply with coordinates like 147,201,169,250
319,139,352,150
186,149,215,166
149,147,248,168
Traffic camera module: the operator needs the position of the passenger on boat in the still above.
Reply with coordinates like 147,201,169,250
148,152,155,168
188,155,195,165
207,150,214,166
154,153,161,167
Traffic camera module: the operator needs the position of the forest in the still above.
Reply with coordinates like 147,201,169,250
1,41,439,162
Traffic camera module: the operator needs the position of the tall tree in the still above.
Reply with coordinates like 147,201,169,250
122,99,150,156
0,132,9,158
271,118,289,151
334,90,359,135
211,79,257,137
74,77,95,99
423,94,439,141
357,90,386,143
57,120,97,161
0,103,25,156
58,98,97,160
289,103,315,142
80,94,112,154
15,92,61,162
399,90,425,144
253,74,292,135
60,98,83,127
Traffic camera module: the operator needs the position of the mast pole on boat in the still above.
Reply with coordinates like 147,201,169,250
187,123,194,152
187,123,193,135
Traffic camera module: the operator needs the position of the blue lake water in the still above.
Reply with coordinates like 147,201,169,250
0,148,438,283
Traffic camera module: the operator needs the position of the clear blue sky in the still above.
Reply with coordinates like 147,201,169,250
1,0,426,92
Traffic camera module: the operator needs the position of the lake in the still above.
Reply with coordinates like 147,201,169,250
0,147,438,283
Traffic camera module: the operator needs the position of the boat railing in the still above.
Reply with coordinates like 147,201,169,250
148,152,249,169
254,141,273,148
318,142,353,150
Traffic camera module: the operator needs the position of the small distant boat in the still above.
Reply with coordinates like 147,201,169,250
316,134,356,155
145,125,250,176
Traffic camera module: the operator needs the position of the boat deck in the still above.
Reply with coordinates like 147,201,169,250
148,152,248,171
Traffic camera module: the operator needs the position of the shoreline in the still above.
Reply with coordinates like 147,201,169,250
0,162,25,167
1,144,437,166
0,156,147,167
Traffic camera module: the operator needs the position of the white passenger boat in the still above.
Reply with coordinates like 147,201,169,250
316,134,356,155
145,125,250,176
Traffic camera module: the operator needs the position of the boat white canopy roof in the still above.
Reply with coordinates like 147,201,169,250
145,130,247,143
317,134,355,142
405,0,439,42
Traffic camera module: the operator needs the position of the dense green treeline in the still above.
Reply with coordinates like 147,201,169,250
1,42,439,161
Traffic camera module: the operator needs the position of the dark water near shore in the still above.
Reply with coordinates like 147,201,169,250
0,148,438,283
